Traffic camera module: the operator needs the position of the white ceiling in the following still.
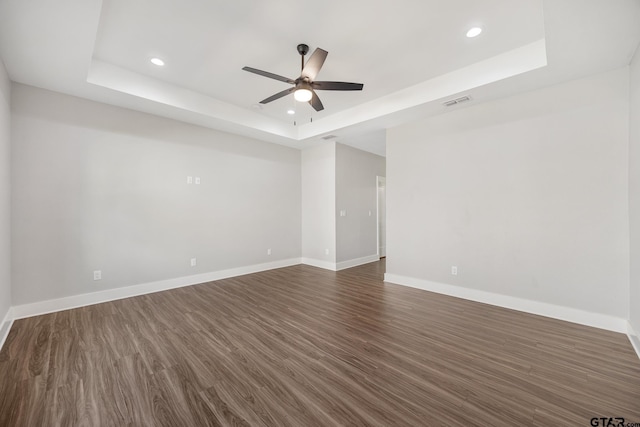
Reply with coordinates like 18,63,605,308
1,0,639,156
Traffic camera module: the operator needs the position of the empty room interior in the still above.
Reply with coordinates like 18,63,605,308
1,0,640,425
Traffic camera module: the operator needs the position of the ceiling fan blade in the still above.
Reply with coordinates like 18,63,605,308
242,66,295,84
312,81,364,91
301,48,328,81
259,87,296,104
309,91,324,112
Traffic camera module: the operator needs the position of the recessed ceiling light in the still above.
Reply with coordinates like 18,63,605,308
466,27,482,38
150,57,165,66
287,109,295,115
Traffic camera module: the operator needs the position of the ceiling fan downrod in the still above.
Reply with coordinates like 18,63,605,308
297,44,309,72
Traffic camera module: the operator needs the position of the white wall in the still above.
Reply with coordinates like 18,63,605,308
335,143,385,264
386,68,630,321
301,142,336,267
630,48,640,339
0,60,11,335
10,84,301,306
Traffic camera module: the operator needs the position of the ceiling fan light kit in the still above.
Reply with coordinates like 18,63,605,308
242,43,364,112
294,84,313,102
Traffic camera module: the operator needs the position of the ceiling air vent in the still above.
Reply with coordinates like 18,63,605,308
321,134,337,140
443,95,471,107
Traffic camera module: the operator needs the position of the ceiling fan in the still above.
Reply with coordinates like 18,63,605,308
242,44,364,112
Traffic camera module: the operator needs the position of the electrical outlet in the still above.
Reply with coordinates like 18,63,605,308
93,270,101,280
190,258,197,267
187,176,193,184
267,248,272,255
451,266,458,276
195,177,201,185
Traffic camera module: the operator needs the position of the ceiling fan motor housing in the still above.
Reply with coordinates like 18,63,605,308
297,44,309,56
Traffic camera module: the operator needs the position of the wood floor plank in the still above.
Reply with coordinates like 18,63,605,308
1,260,639,426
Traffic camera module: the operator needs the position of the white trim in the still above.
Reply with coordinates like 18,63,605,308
376,175,381,258
628,322,640,361
11,258,302,320
0,307,14,352
376,175,386,259
384,273,628,333
300,257,337,271
336,254,380,271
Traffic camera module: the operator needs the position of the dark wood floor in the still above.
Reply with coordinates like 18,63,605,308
1,260,639,426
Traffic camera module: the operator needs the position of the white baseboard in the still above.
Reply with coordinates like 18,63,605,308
301,255,380,272
336,254,380,271
4,262,637,360
384,273,628,333
300,257,337,271
0,307,14,352
7,255,380,322
628,322,640,361
10,258,302,320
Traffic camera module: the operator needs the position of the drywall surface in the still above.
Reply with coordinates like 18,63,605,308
10,84,301,305
387,68,630,318
301,142,336,265
630,49,640,335
0,59,11,326
335,143,385,263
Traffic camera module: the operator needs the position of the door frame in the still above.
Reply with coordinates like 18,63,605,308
376,176,386,258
